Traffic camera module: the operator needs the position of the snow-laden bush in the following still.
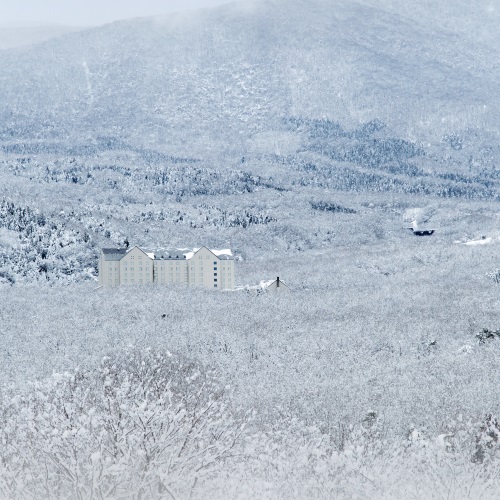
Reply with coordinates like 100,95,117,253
0,348,249,500
2,355,500,499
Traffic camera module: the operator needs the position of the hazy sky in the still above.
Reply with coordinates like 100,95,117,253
0,0,233,27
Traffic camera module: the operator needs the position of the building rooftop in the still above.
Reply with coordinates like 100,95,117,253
154,248,188,260
101,247,234,261
101,248,127,261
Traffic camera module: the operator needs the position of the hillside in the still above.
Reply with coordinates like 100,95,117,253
0,0,498,147
0,0,499,284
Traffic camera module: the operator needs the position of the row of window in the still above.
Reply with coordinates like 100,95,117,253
108,279,232,289
109,265,232,272
108,272,231,280
109,272,231,278
112,273,231,278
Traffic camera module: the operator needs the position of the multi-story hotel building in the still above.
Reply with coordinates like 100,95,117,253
98,245,235,290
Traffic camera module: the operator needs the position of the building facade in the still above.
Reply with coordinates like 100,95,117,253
98,246,235,290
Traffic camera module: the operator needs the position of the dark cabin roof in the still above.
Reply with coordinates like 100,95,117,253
413,229,435,236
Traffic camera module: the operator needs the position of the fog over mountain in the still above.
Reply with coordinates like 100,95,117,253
1,1,500,498
0,0,498,148
0,24,85,50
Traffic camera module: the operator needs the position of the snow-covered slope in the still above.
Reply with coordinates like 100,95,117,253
1,0,499,285
0,0,497,151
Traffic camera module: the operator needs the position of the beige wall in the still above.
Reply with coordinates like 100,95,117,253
189,247,234,290
119,247,154,286
154,248,234,290
154,258,189,285
98,253,106,286
219,258,235,291
99,253,121,288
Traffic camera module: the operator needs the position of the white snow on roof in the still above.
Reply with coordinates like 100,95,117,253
182,248,233,260
212,248,233,257
260,280,275,288
464,237,493,246
235,279,279,292
148,248,233,260
183,248,198,260
105,246,233,261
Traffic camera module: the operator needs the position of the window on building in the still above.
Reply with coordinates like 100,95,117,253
214,284,218,288
214,279,218,282
214,273,217,276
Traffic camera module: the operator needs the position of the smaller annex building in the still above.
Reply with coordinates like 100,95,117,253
99,246,235,290
260,277,290,292
236,277,291,294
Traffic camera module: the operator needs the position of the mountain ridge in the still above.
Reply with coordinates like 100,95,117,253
0,0,498,153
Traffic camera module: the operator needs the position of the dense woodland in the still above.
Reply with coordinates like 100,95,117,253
1,0,500,497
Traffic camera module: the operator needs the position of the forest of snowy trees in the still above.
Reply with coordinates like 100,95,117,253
1,0,499,497
2,280,500,499
2,347,500,499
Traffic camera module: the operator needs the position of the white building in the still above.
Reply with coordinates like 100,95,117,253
99,245,235,290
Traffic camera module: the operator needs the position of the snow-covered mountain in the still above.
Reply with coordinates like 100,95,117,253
0,0,498,152
0,0,499,285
